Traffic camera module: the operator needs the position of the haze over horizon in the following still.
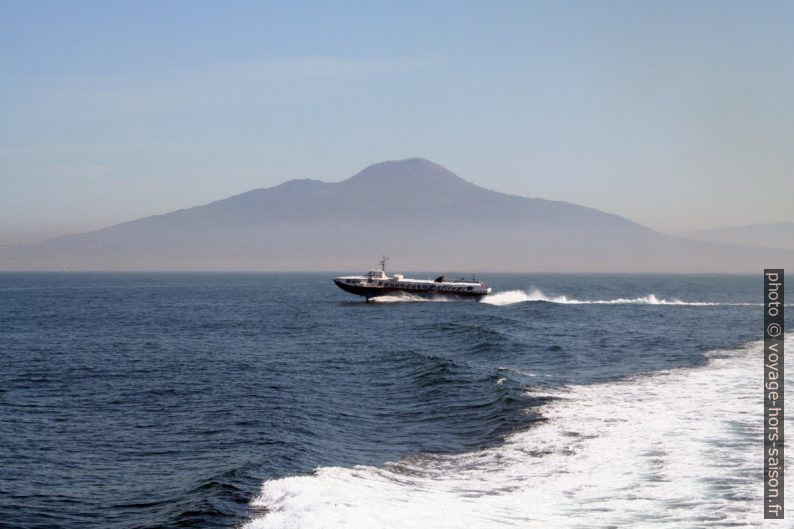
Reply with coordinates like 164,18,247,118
2,1,793,246
2,157,792,273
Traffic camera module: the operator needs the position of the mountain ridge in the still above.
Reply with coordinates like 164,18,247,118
677,222,794,251
1,159,792,272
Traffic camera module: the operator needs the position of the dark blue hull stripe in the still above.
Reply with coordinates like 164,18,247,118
333,280,485,300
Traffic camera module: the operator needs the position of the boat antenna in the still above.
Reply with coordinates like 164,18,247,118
380,256,389,272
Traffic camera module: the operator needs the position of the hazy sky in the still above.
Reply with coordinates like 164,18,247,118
2,0,792,244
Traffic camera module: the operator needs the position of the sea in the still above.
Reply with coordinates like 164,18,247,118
0,272,790,529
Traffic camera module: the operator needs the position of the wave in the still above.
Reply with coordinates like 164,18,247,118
243,333,792,529
369,349,544,452
481,288,760,307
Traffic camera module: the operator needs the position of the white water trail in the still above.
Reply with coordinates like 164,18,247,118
368,292,452,303
481,288,759,307
244,334,792,529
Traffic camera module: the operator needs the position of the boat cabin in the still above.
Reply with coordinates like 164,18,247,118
367,269,387,280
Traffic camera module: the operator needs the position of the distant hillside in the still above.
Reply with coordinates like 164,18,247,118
1,158,793,272
678,222,794,251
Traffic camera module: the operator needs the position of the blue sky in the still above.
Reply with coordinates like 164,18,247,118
1,0,792,243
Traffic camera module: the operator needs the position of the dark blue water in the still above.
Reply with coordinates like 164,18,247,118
0,273,762,528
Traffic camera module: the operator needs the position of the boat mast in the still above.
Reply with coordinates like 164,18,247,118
380,256,389,273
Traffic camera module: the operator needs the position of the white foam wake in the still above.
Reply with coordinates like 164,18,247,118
244,334,792,529
481,288,757,307
368,292,451,303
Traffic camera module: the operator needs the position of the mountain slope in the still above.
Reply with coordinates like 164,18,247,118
678,222,794,251
2,158,792,272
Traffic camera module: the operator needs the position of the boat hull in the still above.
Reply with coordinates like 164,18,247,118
333,279,486,301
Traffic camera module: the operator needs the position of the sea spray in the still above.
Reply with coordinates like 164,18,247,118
245,334,793,529
481,288,760,307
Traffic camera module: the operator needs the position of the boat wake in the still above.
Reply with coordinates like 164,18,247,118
243,334,791,529
368,292,453,303
481,288,760,307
